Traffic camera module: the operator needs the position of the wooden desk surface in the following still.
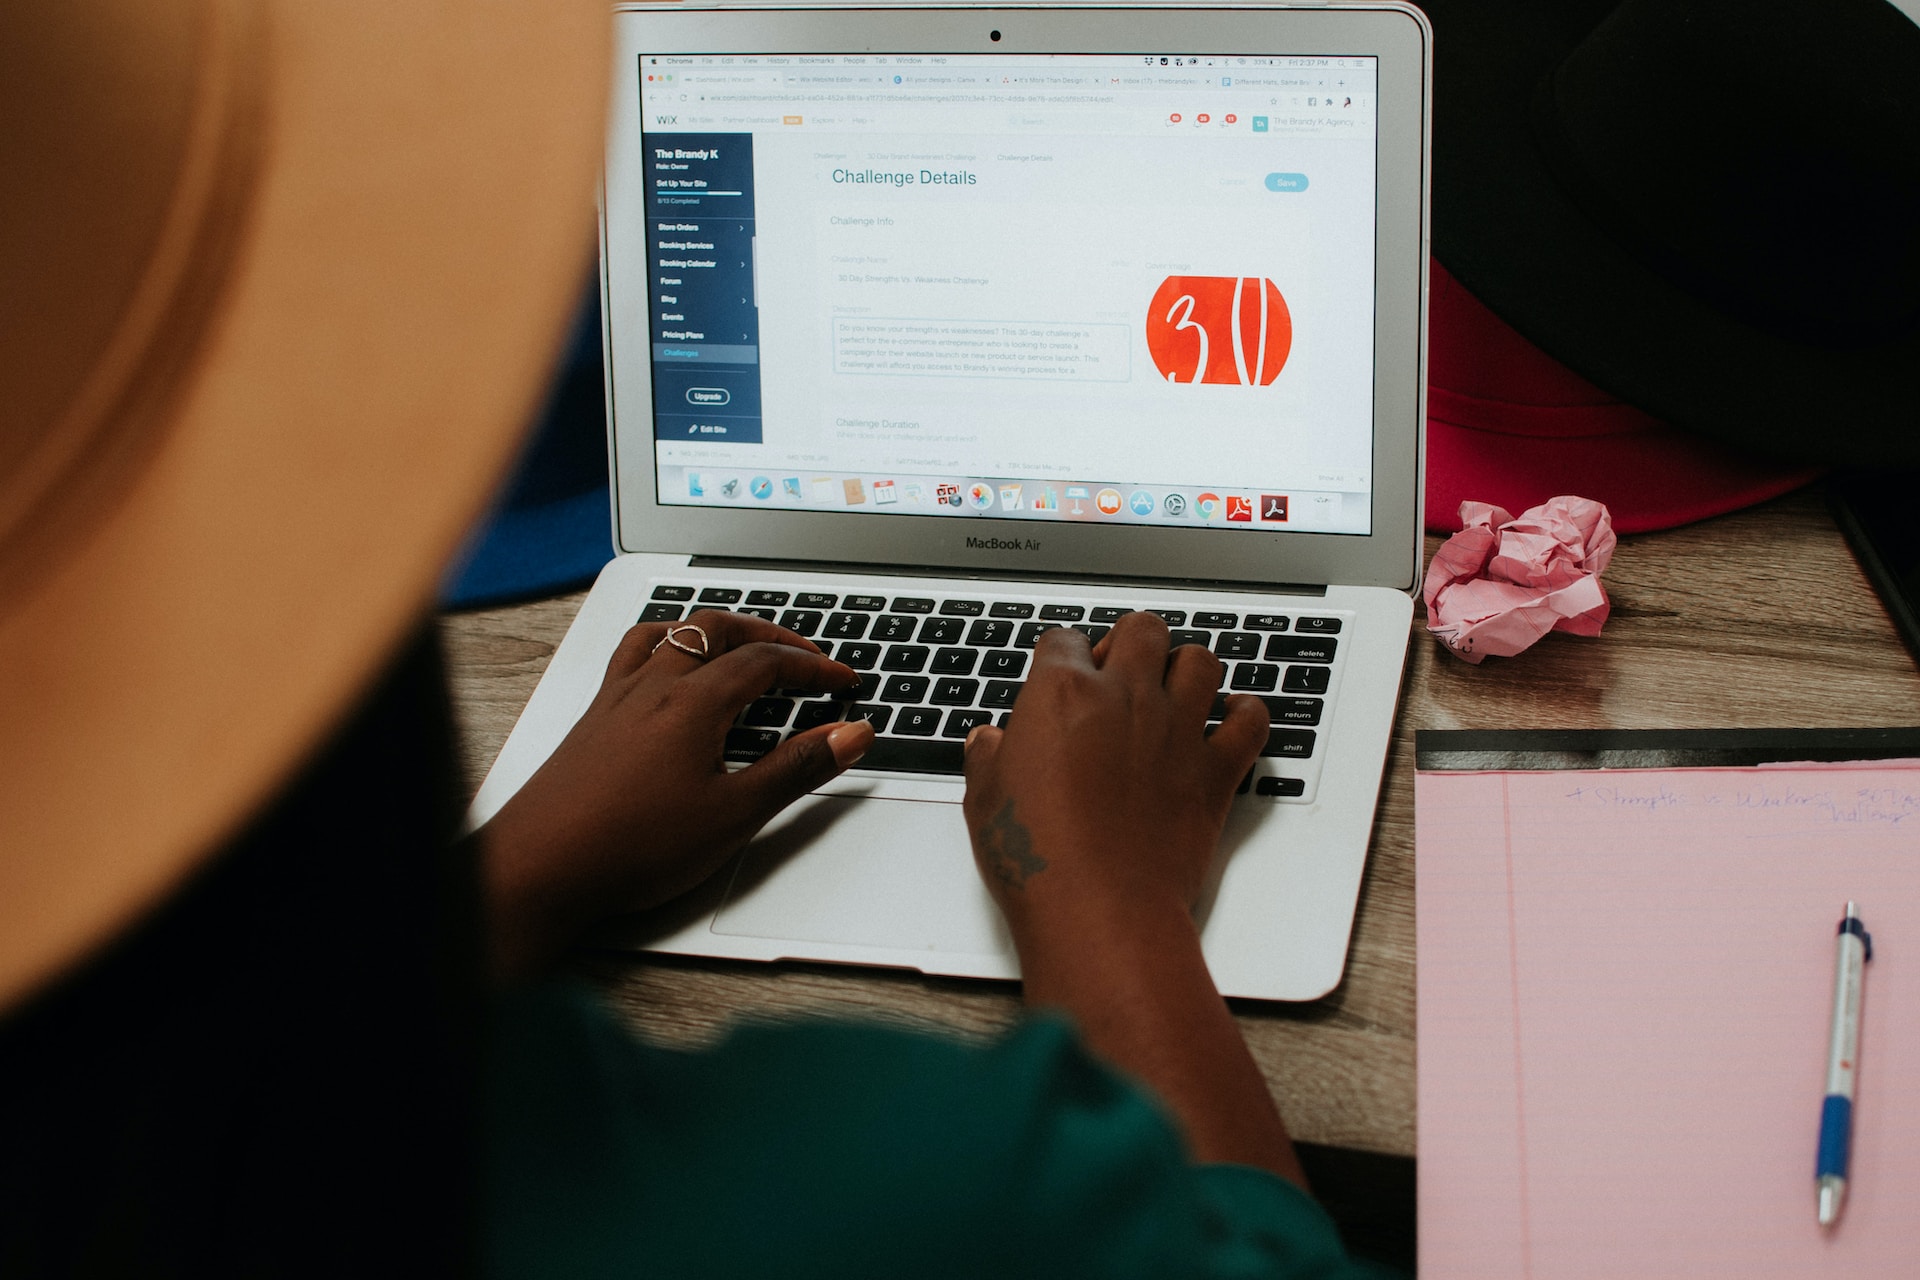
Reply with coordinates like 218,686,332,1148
439,486,1920,1158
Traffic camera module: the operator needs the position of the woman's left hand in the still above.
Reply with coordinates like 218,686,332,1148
477,610,874,979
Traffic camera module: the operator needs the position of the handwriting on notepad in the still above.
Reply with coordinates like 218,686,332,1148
1561,781,1920,826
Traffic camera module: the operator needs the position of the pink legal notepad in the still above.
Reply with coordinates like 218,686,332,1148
1417,751,1920,1277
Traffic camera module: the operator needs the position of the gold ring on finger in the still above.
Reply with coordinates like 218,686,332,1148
652,622,711,661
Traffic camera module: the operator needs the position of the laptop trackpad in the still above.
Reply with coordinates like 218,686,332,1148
710,792,1010,957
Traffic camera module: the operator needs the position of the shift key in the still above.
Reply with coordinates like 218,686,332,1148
1261,728,1316,758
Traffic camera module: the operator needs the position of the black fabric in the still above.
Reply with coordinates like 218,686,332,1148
0,631,479,1277
1532,0,1920,345
1425,0,1920,466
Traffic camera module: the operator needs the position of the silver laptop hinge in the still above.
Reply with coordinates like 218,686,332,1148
686,555,1328,597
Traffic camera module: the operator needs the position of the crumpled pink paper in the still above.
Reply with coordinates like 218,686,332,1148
1423,496,1617,664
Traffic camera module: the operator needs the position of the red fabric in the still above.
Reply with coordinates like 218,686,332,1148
1425,260,1819,533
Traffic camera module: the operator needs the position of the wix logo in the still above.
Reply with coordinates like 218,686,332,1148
654,115,677,125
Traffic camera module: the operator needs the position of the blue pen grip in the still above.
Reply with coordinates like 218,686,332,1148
1817,1095,1852,1179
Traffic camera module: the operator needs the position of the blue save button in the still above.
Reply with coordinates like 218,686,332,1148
1264,172,1309,193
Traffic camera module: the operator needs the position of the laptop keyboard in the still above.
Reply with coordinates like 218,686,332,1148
639,581,1347,802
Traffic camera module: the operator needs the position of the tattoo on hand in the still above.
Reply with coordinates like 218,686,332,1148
983,800,1047,891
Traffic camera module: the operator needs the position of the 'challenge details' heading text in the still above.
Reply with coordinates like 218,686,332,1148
832,167,978,186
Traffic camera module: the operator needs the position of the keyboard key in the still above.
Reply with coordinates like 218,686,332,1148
990,601,1036,618
639,602,683,622
778,609,823,636
1193,611,1238,629
745,589,790,606
931,648,977,676
1089,606,1130,623
1270,697,1323,724
1262,728,1317,758
723,727,780,761
651,585,695,601
881,645,930,673
843,672,881,701
982,680,1024,709
930,677,980,706
880,675,930,703
742,697,794,727
996,712,1013,728
842,594,887,611
1039,604,1085,621
699,587,743,604
890,597,935,614
1296,616,1342,634
873,615,919,642
1149,609,1187,625
1210,694,1323,725
966,619,1013,647
813,642,834,661
1214,632,1261,659
1230,663,1281,692
1256,775,1307,797
979,650,1027,678
943,708,993,738
1244,614,1290,631
895,705,944,736
1266,635,1338,664
1168,629,1212,649
795,592,837,609
1071,624,1111,643
793,701,844,732
836,642,881,670
824,612,870,640
940,599,985,616
1282,665,1331,694
858,737,964,774
846,704,892,733
736,607,777,622
1238,768,1254,796
1015,621,1056,648
919,617,964,645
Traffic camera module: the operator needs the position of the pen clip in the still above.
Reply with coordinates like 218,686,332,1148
1840,915,1873,963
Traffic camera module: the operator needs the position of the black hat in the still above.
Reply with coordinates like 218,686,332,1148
1424,0,1920,466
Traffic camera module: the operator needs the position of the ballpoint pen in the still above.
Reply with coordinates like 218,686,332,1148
1817,901,1872,1228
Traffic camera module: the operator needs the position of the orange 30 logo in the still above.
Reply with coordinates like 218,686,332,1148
1145,276,1293,386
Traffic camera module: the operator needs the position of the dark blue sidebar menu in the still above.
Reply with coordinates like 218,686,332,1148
644,131,762,443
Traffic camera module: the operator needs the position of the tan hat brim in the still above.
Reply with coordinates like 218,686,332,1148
0,2,609,1009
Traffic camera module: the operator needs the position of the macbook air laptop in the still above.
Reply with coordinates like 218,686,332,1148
471,1,1430,1000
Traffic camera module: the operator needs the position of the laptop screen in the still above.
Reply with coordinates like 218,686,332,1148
636,52,1378,536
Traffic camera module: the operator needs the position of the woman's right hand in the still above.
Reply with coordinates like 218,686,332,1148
959,610,1268,946
957,610,1304,1185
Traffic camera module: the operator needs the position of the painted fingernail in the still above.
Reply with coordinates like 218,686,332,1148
827,720,872,768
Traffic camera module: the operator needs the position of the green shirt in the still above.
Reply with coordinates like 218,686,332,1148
486,987,1388,1279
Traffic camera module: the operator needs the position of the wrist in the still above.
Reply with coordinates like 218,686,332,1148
1003,886,1202,990
988,825,1208,937
478,809,599,982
